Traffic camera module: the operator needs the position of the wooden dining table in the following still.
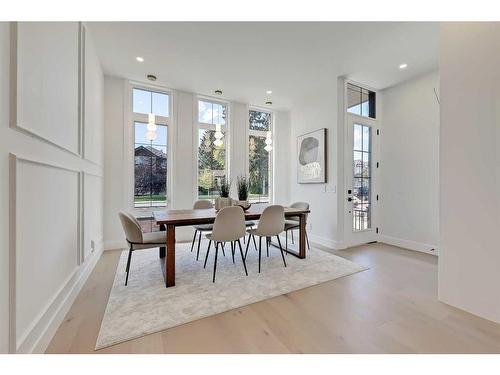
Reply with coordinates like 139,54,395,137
153,204,310,288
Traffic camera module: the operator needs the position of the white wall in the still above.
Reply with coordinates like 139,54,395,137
438,23,500,323
103,76,127,249
103,76,291,248
288,87,343,249
379,71,440,254
0,22,104,353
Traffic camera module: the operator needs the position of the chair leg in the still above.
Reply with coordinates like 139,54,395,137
204,240,212,269
190,230,197,252
258,236,262,273
252,234,257,251
237,239,248,276
243,235,246,244
285,230,288,254
266,236,270,257
196,231,202,261
230,241,235,264
125,244,133,286
277,235,287,267
305,230,311,250
291,229,294,244
221,242,226,257
213,242,219,283
245,234,251,259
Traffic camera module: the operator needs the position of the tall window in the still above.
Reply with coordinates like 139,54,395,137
197,99,227,200
353,123,372,231
132,87,170,208
347,83,376,119
248,109,272,203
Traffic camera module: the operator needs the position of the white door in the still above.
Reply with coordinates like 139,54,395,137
344,115,379,246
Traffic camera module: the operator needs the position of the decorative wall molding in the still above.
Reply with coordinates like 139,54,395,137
79,23,86,159
9,22,83,158
31,243,103,353
82,171,103,263
7,153,102,353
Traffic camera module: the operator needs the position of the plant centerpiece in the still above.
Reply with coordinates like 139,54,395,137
215,177,232,211
236,175,250,210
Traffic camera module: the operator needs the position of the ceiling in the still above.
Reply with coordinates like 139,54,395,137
88,22,439,111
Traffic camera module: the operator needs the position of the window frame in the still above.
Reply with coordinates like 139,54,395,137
343,79,380,242
247,107,274,204
195,96,230,202
125,81,174,214
346,82,376,119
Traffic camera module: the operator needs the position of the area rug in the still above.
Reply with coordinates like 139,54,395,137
95,241,367,350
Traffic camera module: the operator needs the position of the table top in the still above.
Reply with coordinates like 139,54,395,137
153,204,309,226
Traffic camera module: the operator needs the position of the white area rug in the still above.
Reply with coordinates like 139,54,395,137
95,241,367,350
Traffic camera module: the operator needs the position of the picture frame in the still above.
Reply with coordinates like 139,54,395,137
297,128,327,184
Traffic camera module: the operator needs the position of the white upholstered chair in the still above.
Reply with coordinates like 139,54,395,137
245,205,286,273
118,211,167,286
190,199,215,261
284,202,310,251
203,206,248,282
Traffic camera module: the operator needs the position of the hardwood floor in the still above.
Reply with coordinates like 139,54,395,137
45,243,500,353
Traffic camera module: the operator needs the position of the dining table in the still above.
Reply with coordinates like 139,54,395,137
153,204,310,288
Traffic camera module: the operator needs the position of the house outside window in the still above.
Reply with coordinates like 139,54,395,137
131,87,170,208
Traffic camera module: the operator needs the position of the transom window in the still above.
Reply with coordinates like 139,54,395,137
133,88,169,117
197,99,228,201
347,83,376,119
248,109,273,203
132,87,170,208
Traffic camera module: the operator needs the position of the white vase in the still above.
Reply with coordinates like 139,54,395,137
215,197,231,211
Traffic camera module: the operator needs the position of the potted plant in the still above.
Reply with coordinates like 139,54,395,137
215,177,232,211
236,175,250,209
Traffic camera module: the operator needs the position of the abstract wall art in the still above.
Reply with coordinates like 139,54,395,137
297,128,327,183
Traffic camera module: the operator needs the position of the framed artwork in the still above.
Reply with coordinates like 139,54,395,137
297,128,327,183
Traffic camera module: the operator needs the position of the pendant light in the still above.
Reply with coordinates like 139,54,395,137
264,130,273,152
145,112,157,141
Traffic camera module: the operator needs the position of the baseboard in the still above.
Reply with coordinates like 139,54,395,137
26,246,104,353
299,232,438,256
307,233,347,250
104,240,127,251
379,235,438,256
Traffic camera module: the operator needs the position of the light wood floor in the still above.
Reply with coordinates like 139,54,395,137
46,242,500,353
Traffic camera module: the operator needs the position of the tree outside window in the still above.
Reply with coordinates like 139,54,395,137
248,110,272,203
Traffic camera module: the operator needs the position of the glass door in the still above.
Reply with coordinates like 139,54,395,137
345,116,379,246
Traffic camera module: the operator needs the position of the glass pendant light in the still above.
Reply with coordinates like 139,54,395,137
264,130,273,152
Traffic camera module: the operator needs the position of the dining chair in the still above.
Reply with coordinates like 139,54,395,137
118,211,167,286
203,206,248,282
284,202,311,252
191,199,215,261
245,205,286,273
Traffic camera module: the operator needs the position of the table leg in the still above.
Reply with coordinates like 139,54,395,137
298,213,306,259
165,224,176,287
159,223,166,258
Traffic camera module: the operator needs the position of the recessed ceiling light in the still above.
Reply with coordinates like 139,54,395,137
136,56,144,62
399,63,408,69
266,90,273,94
214,90,223,95
265,101,273,106
147,74,157,81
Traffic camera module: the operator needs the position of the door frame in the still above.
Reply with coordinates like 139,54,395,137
343,110,380,247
